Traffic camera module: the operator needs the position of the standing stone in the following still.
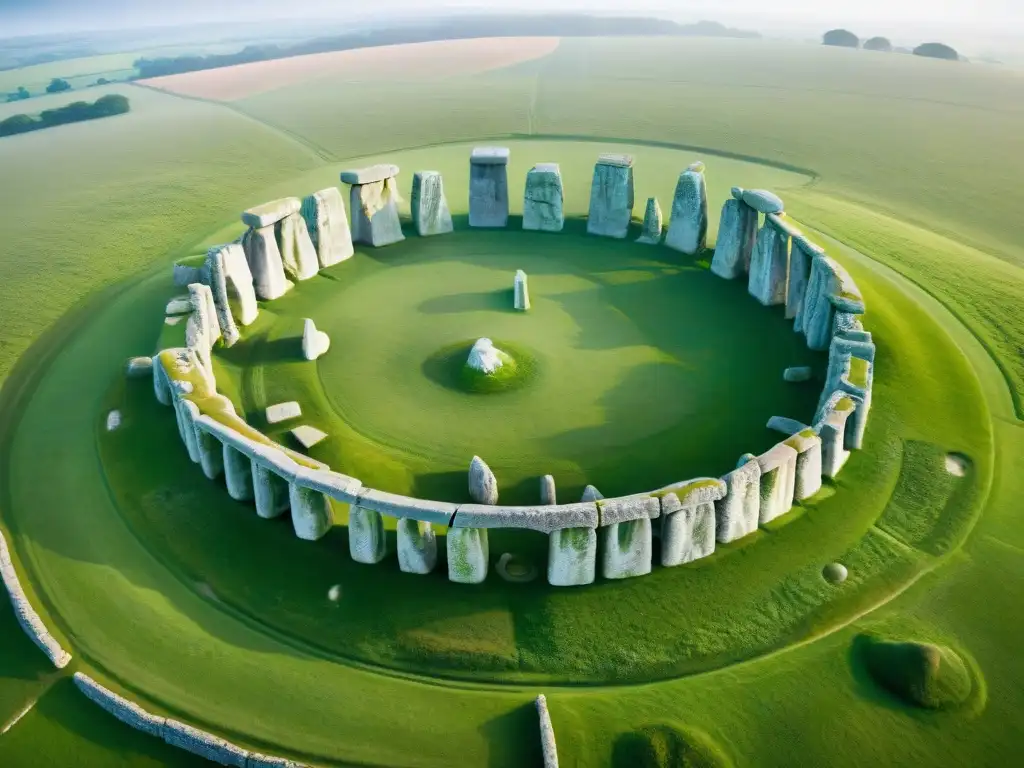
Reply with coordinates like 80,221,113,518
194,428,224,481
716,457,762,543
301,187,354,268
241,225,290,300
348,506,386,564
301,318,330,361
748,216,791,306
514,270,530,311
548,526,597,587
447,527,489,584
661,494,717,567
580,485,603,502
397,519,437,574
276,211,320,283
816,393,855,479
523,163,564,232
540,475,557,505
786,429,823,501
289,483,333,541
469,147,510,228
410,171,453,237
711,198,758,279
252,461,290,519
635,197,663,244
342,165,405,247
757,443,798,524
205,243,257,347
468,455,498,505
787,235,823,320
598,496,659,579
223,444,254,502
665,162,708,255
586,154,634,239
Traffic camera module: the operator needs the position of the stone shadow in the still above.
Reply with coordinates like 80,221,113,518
418,288,514,315
477,701,545,768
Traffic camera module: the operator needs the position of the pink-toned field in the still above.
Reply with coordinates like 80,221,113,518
141,37,561,102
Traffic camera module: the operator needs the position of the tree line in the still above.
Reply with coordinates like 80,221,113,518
822,30,960,60
0,94,130,138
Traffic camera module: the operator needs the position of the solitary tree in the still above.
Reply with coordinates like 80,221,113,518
46,78,72,93
6,85,31,102
93,94,130,115
914,42,959,61
823,29,859,48
864,37,893,52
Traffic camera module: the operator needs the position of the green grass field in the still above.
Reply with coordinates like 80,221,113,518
0,35,1022,767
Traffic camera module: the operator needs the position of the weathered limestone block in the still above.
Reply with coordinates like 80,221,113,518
355,488,457,525
540,475,557,505
514,269,530,310
783,366,813,383
173,391,201,463
73,673,166,738
716,457,761,542
815,392,855,478
206,243,257,347
266,401,301,424
757,442,798,524
580,484,603,502
523,163,564,232
252,461,290,518
194,426,224,481
301,318,330,361
469,147,510,228
289,482,332,540
796,254,866,351
467,338,504,374
787,235,824,320
166,296,192,316
106,410,122,432
710,198,758,278
163,719,249,767
636,197,663,244
410,171,453,237
453,502,598,534
767,415,809,435
659,478,725,566
242,198,300,229
241,225,290,300
301,187,354,267
291,425,328,449
548,526,597,587
786,429,823,501
536,694,560,768
748,215,791,306
348,506,386,564
173,261,205,288
126,356,153,378
819,336,875,450
397,518,437,574
598,496,659,579
276,211,320,283
153,360,171,405
586,154,634,238
469,455,498,504
344,166,405,247
221,444,253,502
665,162,708,255
447,527,489,584
741,189,784,214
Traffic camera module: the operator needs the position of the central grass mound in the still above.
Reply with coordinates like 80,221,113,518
856,634,974,710
426,339,538,395
612,724,732,768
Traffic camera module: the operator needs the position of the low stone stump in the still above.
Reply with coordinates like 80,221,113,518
342,164,405,247
711,198,758,278
598,496,659,579
757,442,798,524
348,506,386,564
548,526,598,587
786,429,823,501
276,211,320,282
665,162,708,255
788,234,823,320
523,163,564,232
659,478,726,566
252,461,290,519
586,154,634,238
817,393,855,478
636,197,663,244
469,147,510,228
716,457,762,542
447,527,489,584
397,518,437,574
223,444,254,502
289,482,332,541
540,474,557,505
301,186,354,267
206,243,257,347
748,213,793,307
411,171,454,236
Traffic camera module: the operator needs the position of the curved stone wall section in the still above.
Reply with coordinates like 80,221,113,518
146,150,875,590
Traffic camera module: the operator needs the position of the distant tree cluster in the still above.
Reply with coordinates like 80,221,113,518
823,29,860,48
822,29,960,60
864,37,893,52
0,94,129,138
5,85,30,102
914,42,960,60
46,77,72,93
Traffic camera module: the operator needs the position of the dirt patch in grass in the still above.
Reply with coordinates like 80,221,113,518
142,37,561,101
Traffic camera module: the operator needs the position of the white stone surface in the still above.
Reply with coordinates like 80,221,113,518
636,197,663,244
348,506,386,564
547,527,597,587
252,460,290,518
340,164,400,185
741,189,784,214
784,366,813,383
106,410,121,432
580,484,603,502
787,429,823,501
469,149,510,227
301,187,354,268
468,455,499,505
291,425,328,449
206,243,257,347
164,315,184,326
514,270,530,311
397,518,437,574
748,220,790,306
711,198,758,279
194,426,224,481
660,495,716,567
165,296,193,315
223,444,254,502
665,165,708,255
411,171,454,237
786,235,816,319
540,474,557,505
715,458,761,543
349,177,405,247
536,694,560,768
523,163,564,232
289,483,332,541
242,197,300,228
301,318,330,361
242,225,291,300
757,442,798,524
600,517,653,579
466,338,504,374
277,211,320,282
447,527,489,583
266,401,302,424
767,416,809,435
587,155,634,238
125,356,153,378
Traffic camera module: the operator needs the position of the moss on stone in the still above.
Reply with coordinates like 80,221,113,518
848,356,870,389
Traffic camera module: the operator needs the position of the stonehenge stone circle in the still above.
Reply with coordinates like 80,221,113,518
523,163,565,232
301,318,330,361
514,269,530,311
741,188,785,214
288,482,333,541
580,484,604,502
586,153,634,238
410,170,454,237
636,196,663,244
786,429,823,501
716,457,762,543
469,147,510,228
447,526,489,584
301,186,354,268
598,496,659,579
711,197,758,279
397,519,438,574
757,442,798,524
540,474,557,505
748,214,792,306
276,211,320,283
342,164,405,247
468,455,499,505
665,162,709,255
467,338,505,374
548,526,598,587
266,401,301,424
348,506,386,564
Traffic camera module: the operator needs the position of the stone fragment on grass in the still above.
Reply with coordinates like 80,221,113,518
266,401,301,424
523,163,564,232
125,356,153,378
741,188,784,214
291,425,328,450
466,338,504,374
786,429,823,501
162,719,249,767
748,215,792,306
241,225,290,300
301,318,330,361
469,147,510,228
757,442,798,524
468,455,498,505
784,366,813,383
348,506,386,564
106,410,122,432
514,270,530,310
540,474,557,505
344,167,405,247
276,211,320,282
548,526,597,586
447,527,489,583
536,694,559,768
767,416,810,435
242,197,301,229
635,197,663,244
710,198,757,278
716,457,761,542
587,154,634,239
289,482,332,541
206,243,258,347
165,296,193,315
580,484,603,502
665,163,708,255
397,518,437,574
410,171,454,237
301,187,354,267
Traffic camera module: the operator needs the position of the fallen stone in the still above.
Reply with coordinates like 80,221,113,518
469,147,510,228
242,197,300,229
757,442,798,524
242,225,290,300
748,219,790,306
710,198,758,279
165,296,193,315
466,338,504,374
635,197,663,244
276,211,320,282
447,527,489,584
536,694,559,768
348,506,386,564
411,170,454,237
660,492,716,566
349,175,405,247
540,474,557,505
767,415,810,435
741,189,784,214
786,428,823,500
302,318,330,361
784,366,813,383
301,187,354,268
823,562,848,584
548,526,597,586
665,164,708,255
397,518,437,574
716,457,761,543
514,269,530,310
291,425,328,450
580,484,603,502
601,517,653,579
206,243,257,346
523,163,564,232
587,154,634,238
106,410,122,432
165,315,185,326
266,401,302,424
469,455,498,505
340,164,400,185
125,356,153,378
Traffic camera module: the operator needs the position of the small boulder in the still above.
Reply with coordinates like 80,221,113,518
784,366,813,383
125,356,153,378
291,425,328,450
467,338,504,374
302,318,330,361
469,455,498,505
823,562,848,583
266,401,302,424
741,189,785,214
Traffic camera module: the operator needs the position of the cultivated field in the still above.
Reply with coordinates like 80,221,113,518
0,34,1022,768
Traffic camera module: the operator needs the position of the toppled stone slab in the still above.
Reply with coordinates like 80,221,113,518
291,425,327,449
397,519,437,574
163,718,249,767
536,694,560,768
301,187,354,268
540,475,557,505
73,673,166,738
784,366,813,383
580,484,603,502
242,225,290,300
242,197,300,229
587,154,634,238
716,457,761,543
411,171,454,237
786,428,823,500
206,243,257,346
758,442,798,524
636,197,663,244
548,526,597,586
355,488,457,525
523,163,564,232
266,401,301,424
277,211,320,282
711,198,758,279
348,506,386,564
767,416,810,435
340,164,400,185
597,495,660,526
748,218,790,306
453,502,598,534
469,148,510,228
665,164,708,255
741,189,784,214
165,296,193,315
469,455,498,505
125,356,153,378
660,492,716,567
302,318,330,361
349,175,405,247
447,527,489,584
514,270,530,311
